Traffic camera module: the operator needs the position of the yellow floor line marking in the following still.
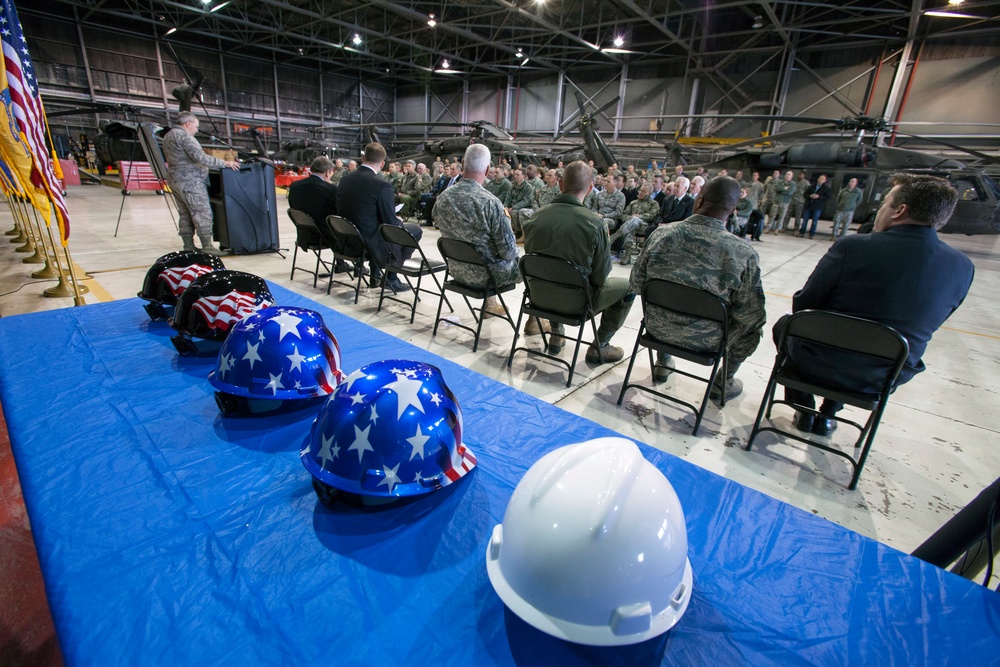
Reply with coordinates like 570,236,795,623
70,261,114,303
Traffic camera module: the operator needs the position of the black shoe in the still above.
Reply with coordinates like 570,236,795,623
811,416,838,436
334,260,351,274
793,411,814,433
382,276,408,294
420,220,435,227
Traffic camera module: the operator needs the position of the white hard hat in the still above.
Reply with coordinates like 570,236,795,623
486,437,692,646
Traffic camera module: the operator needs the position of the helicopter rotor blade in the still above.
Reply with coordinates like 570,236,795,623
722,126,838,151
890,130,1000,165
591,96,620,120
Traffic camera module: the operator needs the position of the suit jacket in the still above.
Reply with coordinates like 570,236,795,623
287,175,338,247
660,194,694,224
789,224,974,392
336,165,402,267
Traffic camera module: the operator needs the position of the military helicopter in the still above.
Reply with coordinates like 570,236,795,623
649,114,1000,235
544,91,619,173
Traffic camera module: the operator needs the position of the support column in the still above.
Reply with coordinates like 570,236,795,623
154,35,171,125
219,41,231,141
881,39,917,133
272,57,282,144
73,6,98,128
613,64,628,143
772,46,796,136
461,78,469,126
553,70,565,138
504,75,514,130
686,77,701,137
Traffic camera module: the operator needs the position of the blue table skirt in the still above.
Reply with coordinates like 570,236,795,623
1,284,997,666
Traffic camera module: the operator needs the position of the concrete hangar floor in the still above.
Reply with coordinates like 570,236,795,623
2,182,998,585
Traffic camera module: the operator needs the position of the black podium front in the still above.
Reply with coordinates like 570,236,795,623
208,162,280,254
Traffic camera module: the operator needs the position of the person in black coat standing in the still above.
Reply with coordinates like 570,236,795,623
336,143,423,293
798,174,832,238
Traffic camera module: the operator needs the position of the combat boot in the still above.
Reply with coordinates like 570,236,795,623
618,240,633,266
199,236,226,257
181,236,196,252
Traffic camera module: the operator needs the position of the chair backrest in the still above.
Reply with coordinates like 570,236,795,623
438,237,488,268
642,279,727,324
380,224,422,265
519,253,592,318
781,310,909,365
287,208,323,250
323,215,367,258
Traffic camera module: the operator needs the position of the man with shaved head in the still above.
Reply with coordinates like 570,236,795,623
630,176,765,398
524,160,635,363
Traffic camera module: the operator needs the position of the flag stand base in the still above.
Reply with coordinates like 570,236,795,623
22,248,46,264
31,261,61,279
44,277,90,299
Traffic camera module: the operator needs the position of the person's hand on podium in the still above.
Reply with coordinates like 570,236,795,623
224,160,240,170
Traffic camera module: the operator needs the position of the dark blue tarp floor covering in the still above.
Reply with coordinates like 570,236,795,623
0,283,997,666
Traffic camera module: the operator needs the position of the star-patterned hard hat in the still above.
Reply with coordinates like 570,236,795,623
169,270,274,342
209,306,343,405
138,251,227,317
301,359,476,500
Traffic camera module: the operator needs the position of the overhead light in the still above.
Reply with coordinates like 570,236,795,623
352,33,362,45
925,9,984,17
521,58,529,66
297,48,304,55
613,36,625,48
427,13,436,27
441,59,450,69
948,0,964,4
752,15,764,29
200,0,211,4
209,1,230,12
515,50,523,58
165,27,178,35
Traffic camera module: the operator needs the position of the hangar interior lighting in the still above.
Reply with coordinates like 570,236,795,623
613,36,625,48
353,33,363,45
427,13,437,27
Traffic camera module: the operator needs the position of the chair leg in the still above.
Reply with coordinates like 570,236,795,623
616,329,644,406
432,279,449,337
472,298,488,353
507,299,528,369
312,252,321,288
353,265,363,304
745,374,779,451
718,354,728,408
289,245,299,281
693,357,721,436
409,274,423,323
848,403,886,490
377,276,387,312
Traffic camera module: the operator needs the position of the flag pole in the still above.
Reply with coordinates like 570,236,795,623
3,190,19,235
21,197,48,265
24,198,61,278
12,195,36,254
36,204,87,302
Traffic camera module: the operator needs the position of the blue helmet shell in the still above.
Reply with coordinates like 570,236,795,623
209,306,343,400
301,360,476,498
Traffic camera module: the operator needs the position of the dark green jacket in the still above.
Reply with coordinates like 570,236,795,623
523,194,610,294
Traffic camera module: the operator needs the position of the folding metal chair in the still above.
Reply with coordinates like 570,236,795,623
433,237,516,352
377,224,452,323
744,310,909,490
321,215,372,304
506,253,602,387
287,208,332,288
616,279,729,435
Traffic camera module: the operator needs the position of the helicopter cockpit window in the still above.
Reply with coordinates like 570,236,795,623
951,178,982,202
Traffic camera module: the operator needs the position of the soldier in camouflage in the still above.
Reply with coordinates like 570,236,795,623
330,158,347,185
399,162,432,219
526,164,544,191
786,171,809,233
630,176,766,399
162,112,240,254
831,177,864,240
609,185,660,266
488,165,512,204
505,169,534,237
596,175,626,228
434,143,520,318
510,169,561,237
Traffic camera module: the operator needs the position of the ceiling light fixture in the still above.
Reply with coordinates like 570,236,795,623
209,1,230,12
924,9,983,17
352,33,362,45
752,15,764,29
165,27,178,35
613,36,625,48
427,13,437,27
441,59,450,69
515,51,523,58
948,0,964,4
200,0,212,4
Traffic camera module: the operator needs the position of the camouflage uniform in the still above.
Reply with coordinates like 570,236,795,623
747,180,764,210
434,179,520,289
582,189,599,212
759,176,777,219
330,167,347,185
163,126,227,246
400,172,431,218
832,186,864,238
511,184,561,235
630,213,766,369
786,176,809,232
609,196,660,265
527,176,544,192
505,181,534,212
596,188,626,228
769,179,796,232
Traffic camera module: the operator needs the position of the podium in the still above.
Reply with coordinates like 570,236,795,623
208,162,280,254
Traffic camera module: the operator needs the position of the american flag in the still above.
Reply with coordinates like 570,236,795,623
158,264,216,296
0,0,71,242
193,290,272,332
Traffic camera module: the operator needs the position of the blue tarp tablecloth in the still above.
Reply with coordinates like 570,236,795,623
1,284,997,666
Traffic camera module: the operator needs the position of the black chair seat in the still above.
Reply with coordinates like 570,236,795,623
507,253,602,387
616,280,729,435
287,208,333,289
377,224,452,323
322,215,372,304
433,238,516,352
744,310,909,490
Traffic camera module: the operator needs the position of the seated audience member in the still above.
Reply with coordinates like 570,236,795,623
778,173,974,435
337,143,423,294
288,156,355,273
434,144,520,319
734,187,753,235
630,176,765,399
608,185,660,265
524,161,635,363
